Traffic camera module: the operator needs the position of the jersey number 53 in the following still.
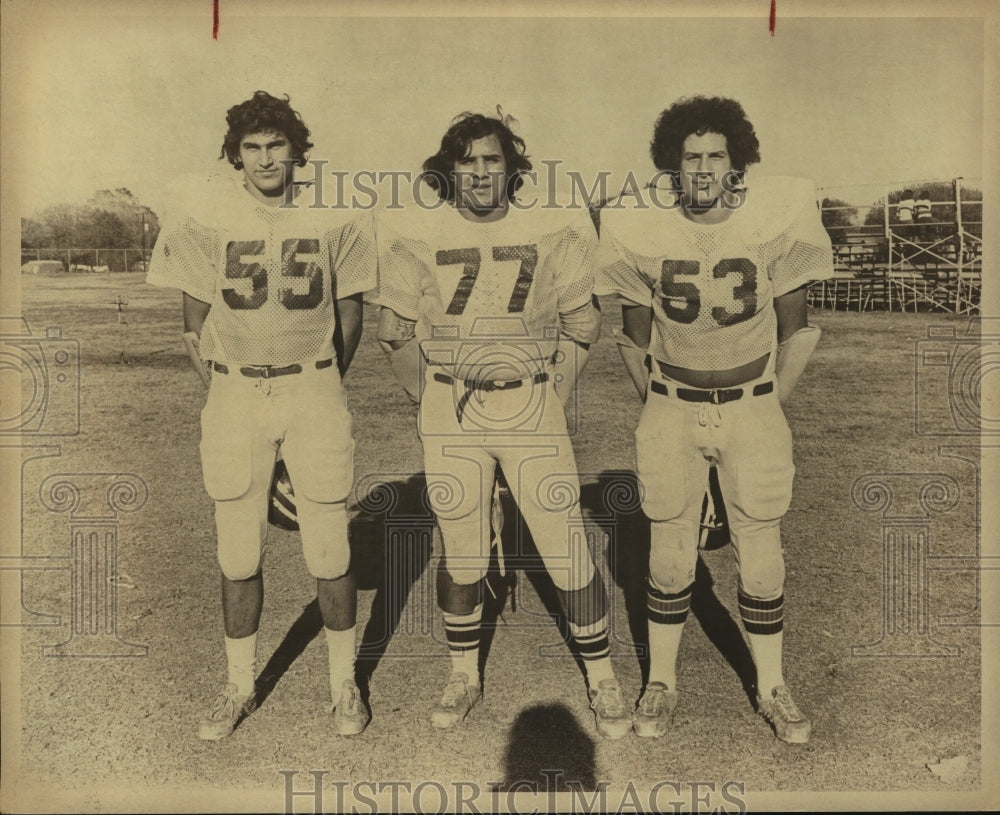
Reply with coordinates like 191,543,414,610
660,257,757,327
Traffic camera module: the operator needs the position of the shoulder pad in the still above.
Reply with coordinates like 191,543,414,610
162,172,240,225
598,187,685,252
737,176,818,243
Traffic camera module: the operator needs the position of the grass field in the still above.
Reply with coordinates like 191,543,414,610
5,272,986,812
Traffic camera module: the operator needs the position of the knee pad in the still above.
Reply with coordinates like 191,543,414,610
648,518,700,594
215,500,266,581
527,514,595,593
425,470,482,521
731,520,785,598
436,511,491,584
299,500,351,579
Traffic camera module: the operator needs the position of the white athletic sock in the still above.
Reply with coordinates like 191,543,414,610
325,625,357,701
647,622,683,690
225,633,257,697
747,630,785,696
646,581,692,691
738,590,786,695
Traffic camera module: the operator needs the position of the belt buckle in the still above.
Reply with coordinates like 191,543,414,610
259,366,273,379
710,389,721,404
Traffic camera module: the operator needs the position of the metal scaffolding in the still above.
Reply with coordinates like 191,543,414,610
812,178,982,314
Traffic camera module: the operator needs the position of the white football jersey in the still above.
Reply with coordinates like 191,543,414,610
147,173,377,366
597,176,834,371
374,203,596,381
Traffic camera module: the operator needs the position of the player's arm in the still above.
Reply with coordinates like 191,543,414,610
183,292,210,335
182,293,212,386
334,292,364,377
376,307,421,403
621,302,652,348
617,301,653,400
553,296,601,405
773,285,820,403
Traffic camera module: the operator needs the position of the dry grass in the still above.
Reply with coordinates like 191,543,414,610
7,272,985,811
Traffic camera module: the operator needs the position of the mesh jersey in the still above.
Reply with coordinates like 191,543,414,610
596,176,834,371
146,173,377,366
373,203,597,381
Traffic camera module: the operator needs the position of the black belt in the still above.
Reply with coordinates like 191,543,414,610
649,379,773,404
432,371,549,423
213,359,334,379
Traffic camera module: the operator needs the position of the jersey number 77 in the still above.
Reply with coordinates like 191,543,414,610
438,244,538,315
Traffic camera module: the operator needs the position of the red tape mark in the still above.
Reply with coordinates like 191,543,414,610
213,0,219,40
769,0,776,36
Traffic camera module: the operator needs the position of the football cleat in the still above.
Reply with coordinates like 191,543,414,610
633,681,678,738
430,672,481,728
268,457,299,531
588,678,631,740
757,685,811,743
331,679,370,736
198,682,257,740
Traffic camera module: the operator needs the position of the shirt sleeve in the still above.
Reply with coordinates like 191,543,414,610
771,182,835,297
330,209,379,300
551,210,598,313
144,213,219,303
369,213,423,321
594,217,655,307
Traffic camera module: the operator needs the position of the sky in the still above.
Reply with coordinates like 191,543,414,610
1,2,988,220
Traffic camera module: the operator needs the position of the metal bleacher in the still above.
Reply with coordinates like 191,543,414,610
810,179,982,315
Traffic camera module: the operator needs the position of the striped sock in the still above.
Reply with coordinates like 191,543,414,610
569,617,614,685
646,581,692,689
647,580,693,626
738,591,784,635
443,603,483,684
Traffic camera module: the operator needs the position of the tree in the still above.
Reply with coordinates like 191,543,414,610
21,189,161,271
820,197,857,232
864,181,981,229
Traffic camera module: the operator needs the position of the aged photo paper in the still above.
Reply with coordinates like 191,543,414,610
2,0,997,812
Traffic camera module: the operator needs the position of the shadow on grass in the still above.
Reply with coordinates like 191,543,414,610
497,703,597,792
351,474,435,698
257,474,435,706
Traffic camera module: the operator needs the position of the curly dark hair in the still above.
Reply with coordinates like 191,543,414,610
421,112,533,203
649,96,760,176
219,91,314,170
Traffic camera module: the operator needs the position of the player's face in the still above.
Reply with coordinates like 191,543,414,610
679,131,733,215
453,134,508,217
239,130,295,204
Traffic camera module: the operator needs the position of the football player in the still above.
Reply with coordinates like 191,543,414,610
146,91,376,739
374,110,631,739
597,96,834,742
